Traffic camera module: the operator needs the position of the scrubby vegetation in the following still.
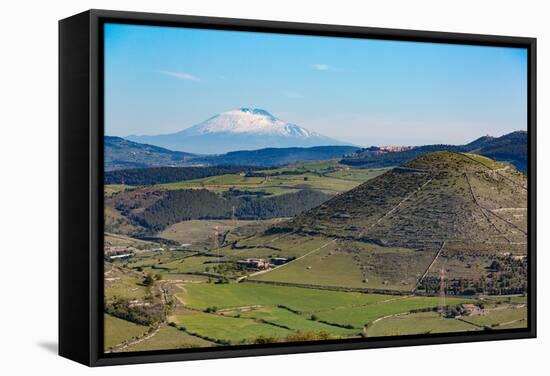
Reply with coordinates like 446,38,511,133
254,330,334,344
419,255,528,295
279,152,527,249
104,297,166,326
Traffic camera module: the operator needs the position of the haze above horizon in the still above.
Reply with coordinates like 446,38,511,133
104,23,527,147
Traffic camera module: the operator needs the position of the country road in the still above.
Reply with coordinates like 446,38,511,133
239,238,338,281
414,241,446,292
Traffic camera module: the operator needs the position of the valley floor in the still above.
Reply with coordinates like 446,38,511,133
105,275,527,352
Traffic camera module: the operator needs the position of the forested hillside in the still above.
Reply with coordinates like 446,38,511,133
194,145,359,166
109,189,332,231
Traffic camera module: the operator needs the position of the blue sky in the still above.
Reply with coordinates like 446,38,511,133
104,23,527,146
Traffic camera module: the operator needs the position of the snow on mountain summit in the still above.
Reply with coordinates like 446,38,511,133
126,108,349,153
179,108,317,138
238,107,274,116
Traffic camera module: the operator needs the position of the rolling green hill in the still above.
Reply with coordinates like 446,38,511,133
106,135,359,171
341,131,527,173
105,136,195,171
279,152,527,247
466,131,527,172
244,152,527,294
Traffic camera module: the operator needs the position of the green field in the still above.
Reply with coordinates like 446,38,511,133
221,306,359,336
104,232,152,248
161,273,211,282
104,314,149,351
219,233,336,261
143,162,388,196
257,160,341,174
157,219,281,246
497,320,528,329
460,307,527,329
124,252,219,275
178,282,391,312
173,283,479,344
367,311,478,337
482,295,527,304
172,309,291,344
156,172,358,195
104,266,149,302
316,296,474,328
249,239,436,291
324,167,389,183
251,244,364,287
158,219,239,245
462,153,505,170
121,324,213,352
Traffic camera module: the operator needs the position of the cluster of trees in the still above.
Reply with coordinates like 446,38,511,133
253,331,334,345
205,262,247,277
221,188,272,198
104,165,262,185
419,276,481,295
104,297,166,326
244,170,310,178
243,171,269,178
133,189,233,230
142,273,162,286
419,256,527,295
133,189,332,231
235,189,331,219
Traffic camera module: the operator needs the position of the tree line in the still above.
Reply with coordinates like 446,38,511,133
104,166,266,185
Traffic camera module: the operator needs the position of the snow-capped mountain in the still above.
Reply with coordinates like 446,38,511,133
183,108,318,137
126,108,348,154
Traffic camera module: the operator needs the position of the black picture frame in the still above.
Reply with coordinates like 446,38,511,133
59,9,537,367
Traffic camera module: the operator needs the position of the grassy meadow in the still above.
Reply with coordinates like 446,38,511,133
104,314,149,351
367,312,478,337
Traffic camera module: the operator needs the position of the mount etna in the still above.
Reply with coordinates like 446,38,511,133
126,108,349,154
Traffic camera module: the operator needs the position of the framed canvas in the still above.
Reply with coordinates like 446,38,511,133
59,9,536,366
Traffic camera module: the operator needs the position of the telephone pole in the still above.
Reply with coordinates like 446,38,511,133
231,206,237,225
439,266,446,316
214,225,220,263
